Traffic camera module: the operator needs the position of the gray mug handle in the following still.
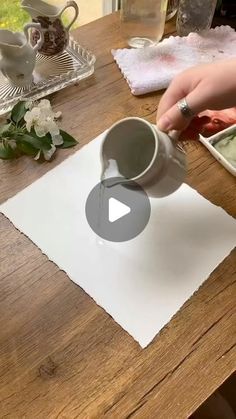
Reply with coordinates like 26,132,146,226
24,23,44,52
60,1,79,31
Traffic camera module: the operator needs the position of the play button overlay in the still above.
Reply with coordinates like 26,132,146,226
85,177,151,242
109,198,131,223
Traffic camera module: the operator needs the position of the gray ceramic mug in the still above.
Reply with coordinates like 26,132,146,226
101,117,187,198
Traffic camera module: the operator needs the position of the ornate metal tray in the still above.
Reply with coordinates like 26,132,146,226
0,38,96,115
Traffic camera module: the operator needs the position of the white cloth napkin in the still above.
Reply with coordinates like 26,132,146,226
1,131,236,348
112,26,236,95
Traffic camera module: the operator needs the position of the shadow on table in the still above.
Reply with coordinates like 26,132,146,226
190,372,236,419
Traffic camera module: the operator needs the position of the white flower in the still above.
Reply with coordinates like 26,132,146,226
34,120,48,138
24,99,64,159
25,101,34,110
24,99,63,140
24,107,41,133
45,118,60,136
52,133,63,146
37,99,51,110
43,144,56,161
54,111,62,119
34,144,56,161
37,100,62,120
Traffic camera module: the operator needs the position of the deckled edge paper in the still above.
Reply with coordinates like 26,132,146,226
0,133,236,348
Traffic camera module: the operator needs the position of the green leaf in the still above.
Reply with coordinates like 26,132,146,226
59,130,78,149
30,130,53,150
11,101,27,125
15,133,52,151
17,140,38,156
0,123,12,136
0,143,16,159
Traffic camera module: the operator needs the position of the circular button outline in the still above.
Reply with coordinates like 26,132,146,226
85,177,151,243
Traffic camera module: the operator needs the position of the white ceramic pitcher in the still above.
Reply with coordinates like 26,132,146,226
0,23,43,87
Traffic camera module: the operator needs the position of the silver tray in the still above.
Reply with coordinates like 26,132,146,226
0,38,96,115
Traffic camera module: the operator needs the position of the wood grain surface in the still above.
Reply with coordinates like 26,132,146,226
0,13,235,419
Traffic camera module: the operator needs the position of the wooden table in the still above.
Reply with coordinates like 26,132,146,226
0,13,235,419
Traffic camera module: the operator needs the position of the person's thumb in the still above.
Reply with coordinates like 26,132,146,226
157,87,207,132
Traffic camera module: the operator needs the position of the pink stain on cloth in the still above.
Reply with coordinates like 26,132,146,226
112,26,236,96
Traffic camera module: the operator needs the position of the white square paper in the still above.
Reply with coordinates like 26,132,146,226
1,132,236,348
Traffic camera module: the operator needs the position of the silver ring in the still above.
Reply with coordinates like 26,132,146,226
177,98,195,118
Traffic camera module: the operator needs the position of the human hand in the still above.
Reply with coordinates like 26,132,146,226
157,59,236,132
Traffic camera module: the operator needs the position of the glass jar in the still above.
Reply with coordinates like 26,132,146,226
176,0,217,36
120,0,168,48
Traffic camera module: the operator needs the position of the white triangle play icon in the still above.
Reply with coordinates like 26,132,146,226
109,198,131,223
